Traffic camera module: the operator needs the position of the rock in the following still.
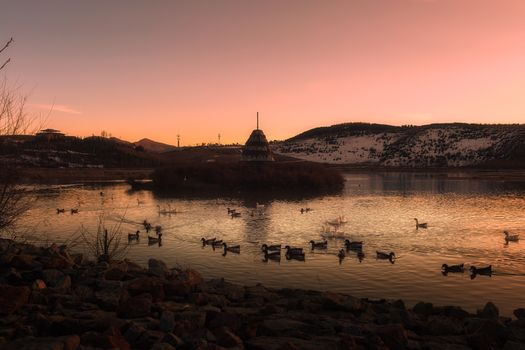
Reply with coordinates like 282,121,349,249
465,318,506,348
413,302,433,317
151,343,176,350
10,254,36,270
126,276,165,301
118,294,152,318
159,310,175,333
246,336,333,350
259,318,314,338
207,311,242,332
104,267,127,281
478,302,499,320
375,324,408,350
0,284,31,315
162,333,184,348
173,311,207,332
321,292,364,314
148,258,170,277
41,269,70,290
31,279,46,290
135,330,166,349
514,309,525,320
123,322,146,343
426,316,464,335
106,326,131,350
504,341,525,350
2,335,80,350
213,326,243,348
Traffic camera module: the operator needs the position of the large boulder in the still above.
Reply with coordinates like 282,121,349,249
0,284,31,315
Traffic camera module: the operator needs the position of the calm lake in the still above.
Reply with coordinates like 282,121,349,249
18,172,525,315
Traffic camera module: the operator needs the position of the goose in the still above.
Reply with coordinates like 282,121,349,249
344,239,363,250
263,250,281,258
504,231,519,242
222,243,240,253
201,237,216,245
441,263,464,273
56,208,65,214
261,244,281,252
128,230,140,240
285,246,304,255
70,208,79,214
414,218,427,229
337,249,345,260
227,208,236,214
470,265,492,276
309,240,328,249
231,212,241,218
285,252,305,261
148,233,162,244
376,251,396,260
211,240,224,247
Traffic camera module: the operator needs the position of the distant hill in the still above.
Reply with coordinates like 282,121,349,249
273,123,525,168
134,138,177,153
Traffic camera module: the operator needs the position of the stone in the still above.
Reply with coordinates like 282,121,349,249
213,326,243,348
2,335,80,350
321,291,364,314
106,326,131,350
104,267,126,281
148,258,170,277
151,343,176,350
31,279,46,290
478,302,499,320
504,341,525,350
426,316,464,335
159,310,175,333
514,309,525,320
41,269,67,288
118,294,152,318
413,302,433,317
10,254,36,270
375,324,408,350
126,276,165,301
259,318,314,338
465,318,506,348
0,284,31,315
123,322,146,343
162,333,184,348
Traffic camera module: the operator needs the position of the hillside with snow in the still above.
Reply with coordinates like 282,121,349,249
273,123,525,167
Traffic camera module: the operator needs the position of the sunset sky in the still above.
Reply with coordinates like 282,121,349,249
1,0,524,145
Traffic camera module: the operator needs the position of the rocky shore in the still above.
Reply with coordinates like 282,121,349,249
1,238,525,350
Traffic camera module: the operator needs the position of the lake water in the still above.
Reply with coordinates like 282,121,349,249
17,172,525,315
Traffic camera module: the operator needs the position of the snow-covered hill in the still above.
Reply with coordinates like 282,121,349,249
273,123,525,167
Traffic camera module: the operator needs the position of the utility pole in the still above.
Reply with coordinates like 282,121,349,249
218,133,221,145
256,112,259,130
177,134,180,148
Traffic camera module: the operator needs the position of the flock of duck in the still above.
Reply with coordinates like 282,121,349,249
126,220,163,246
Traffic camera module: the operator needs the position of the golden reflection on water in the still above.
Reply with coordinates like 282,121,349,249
18,173,525,315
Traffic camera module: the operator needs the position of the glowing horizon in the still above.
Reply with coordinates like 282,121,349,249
2,0,525,146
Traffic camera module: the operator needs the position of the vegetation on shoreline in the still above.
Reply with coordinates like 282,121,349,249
152,161,345,195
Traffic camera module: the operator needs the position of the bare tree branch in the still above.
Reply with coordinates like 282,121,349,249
0,37,13,55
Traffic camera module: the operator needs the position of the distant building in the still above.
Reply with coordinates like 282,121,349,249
241,113,274,162
36,128,65,141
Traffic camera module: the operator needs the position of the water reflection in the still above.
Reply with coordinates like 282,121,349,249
17,172,525,315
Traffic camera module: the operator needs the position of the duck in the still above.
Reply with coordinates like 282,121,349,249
285,251,305,261
344,239,363,250
56,208,65,214
337,249,345,260
414,218,427,229
309,240,328,249
227,208,236,214
263,251,281,262
70,208,79,214
148,233,162,244
201,237,216,245
470,265,492,276
142,219,150,228
441,263,464,273
261,244,281,252
504,231,519,242
222,243,240,253
231,212,241,218
128,230,140,240
211,240,224,247
285,246,304,255
376,251,396,260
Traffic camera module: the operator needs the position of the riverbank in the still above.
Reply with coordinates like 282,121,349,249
1,239,525,349
17,168,154,184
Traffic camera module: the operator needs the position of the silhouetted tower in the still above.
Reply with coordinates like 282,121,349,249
177,134,180,148
241,112,274,162
218,133,221,145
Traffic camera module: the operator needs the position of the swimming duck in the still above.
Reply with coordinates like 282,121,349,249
70,208,79,214
56,208,65,214
470,265,492,276
285,251,305,261
261,244,281,252
441,263,464,273
264,250,281,258
227,208,236,214
148,233,162,244
211,239,224,247
285,246,304,255
128,231,140,240
504,231,519,242
337,249,345,259
309,240,328,249
376,251,396,260
222,243,240,253
344,239,363,250
201,237,216,245
414,218,427,229
231,212,241,218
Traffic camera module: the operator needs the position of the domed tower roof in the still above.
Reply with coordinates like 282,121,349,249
241,113,274,162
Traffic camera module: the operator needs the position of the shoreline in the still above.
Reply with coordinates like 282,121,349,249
1,238,525,349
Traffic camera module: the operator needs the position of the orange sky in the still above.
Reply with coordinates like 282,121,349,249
2,0,525,145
